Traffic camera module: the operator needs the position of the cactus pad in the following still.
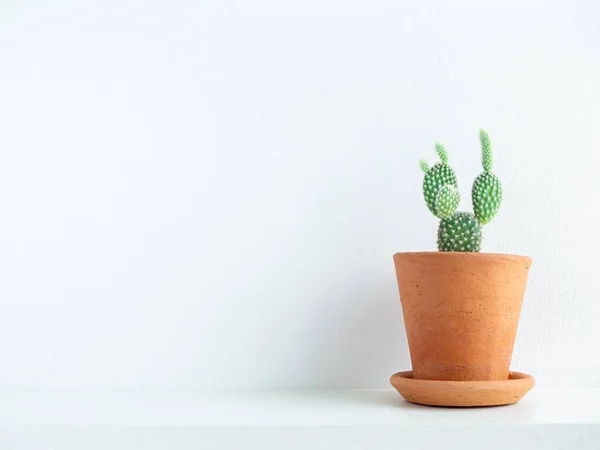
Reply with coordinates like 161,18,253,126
435,142,449,164
437,211,482,252
472,172,502,224
423,163,458,215
434,185,460,219
480,129,493,172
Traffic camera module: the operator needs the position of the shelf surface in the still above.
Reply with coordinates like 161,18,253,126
1,388,599,450
0,387,599,425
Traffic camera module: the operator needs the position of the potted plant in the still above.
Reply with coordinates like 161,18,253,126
390,130,534,407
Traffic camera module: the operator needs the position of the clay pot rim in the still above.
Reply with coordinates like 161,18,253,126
393,251,531,264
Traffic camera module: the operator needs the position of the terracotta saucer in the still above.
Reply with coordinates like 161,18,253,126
390,371,535,407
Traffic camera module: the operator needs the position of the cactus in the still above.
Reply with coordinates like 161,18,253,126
435,185,460,220
472,130,502,224
420,143,459,219
437,212,482,252
419,129,502,252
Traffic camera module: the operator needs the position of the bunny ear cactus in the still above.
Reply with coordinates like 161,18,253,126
437,211,482,252
419,129,502,252
420,143,460,220
472,130,503,224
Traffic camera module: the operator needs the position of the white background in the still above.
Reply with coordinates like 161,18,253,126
0,0,598,389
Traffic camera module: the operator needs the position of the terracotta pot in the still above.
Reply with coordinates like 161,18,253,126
393,252,531,381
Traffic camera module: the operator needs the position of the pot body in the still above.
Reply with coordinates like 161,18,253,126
393,252,531,381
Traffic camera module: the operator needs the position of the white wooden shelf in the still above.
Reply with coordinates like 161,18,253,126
1,388,599,449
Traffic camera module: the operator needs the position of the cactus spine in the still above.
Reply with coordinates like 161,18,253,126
419,129,502,252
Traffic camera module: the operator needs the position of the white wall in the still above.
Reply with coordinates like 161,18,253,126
0,0,598,388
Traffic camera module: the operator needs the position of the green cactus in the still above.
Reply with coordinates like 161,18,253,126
435,185,460,220
420,143,459,219
437,212,482,252
472,130,502,224
419,129,502,252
